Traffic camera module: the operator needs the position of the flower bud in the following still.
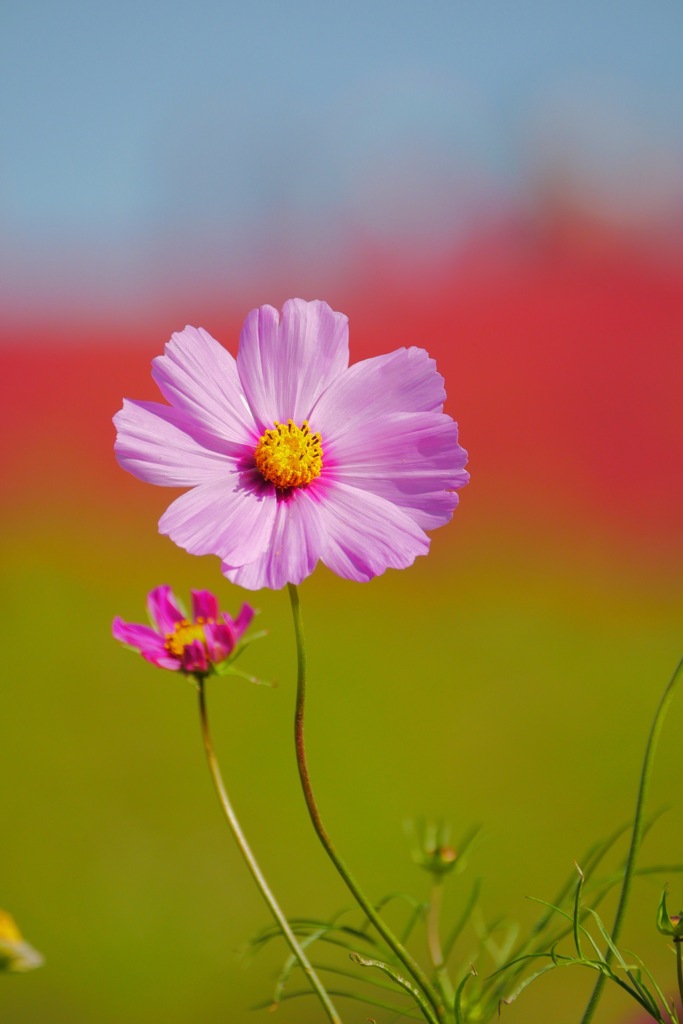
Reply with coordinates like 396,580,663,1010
408,818,465,877
656,887,683,939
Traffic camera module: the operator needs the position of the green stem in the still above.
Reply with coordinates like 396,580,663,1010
196,677,342,1024
427,878,456,1010
287,584,446,1024
580,654,683,1024
676,939,683,1016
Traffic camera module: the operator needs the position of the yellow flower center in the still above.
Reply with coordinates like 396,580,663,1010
0,912,22,945
254,419,323,489
164,618,212,657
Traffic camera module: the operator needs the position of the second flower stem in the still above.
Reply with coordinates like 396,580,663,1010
580,653,683,1024
288,584,446,1024
196,676,342,1024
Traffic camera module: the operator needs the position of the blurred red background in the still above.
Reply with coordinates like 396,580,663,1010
5,222,682,563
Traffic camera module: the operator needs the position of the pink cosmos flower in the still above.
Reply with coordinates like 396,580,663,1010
112,585,254,675
114,299,468,590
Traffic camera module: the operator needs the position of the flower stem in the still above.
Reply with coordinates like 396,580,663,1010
676,939,683,1014
196,676,342,1024
287,583,447,1024
580,654,683,1024
427,878,455,1010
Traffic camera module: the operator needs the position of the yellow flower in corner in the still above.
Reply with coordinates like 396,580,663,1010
0,910,43,973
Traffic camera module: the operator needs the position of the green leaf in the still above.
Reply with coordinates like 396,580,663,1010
443,877,482,962
453,966,476,1024
573,863,586,958
246,915,382,963
501,961,559,1005
349,952,441,1024
251,986,426,1019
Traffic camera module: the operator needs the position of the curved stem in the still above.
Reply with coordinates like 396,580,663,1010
287,583,447,1024
196,676,342,1024
580,654,683,1024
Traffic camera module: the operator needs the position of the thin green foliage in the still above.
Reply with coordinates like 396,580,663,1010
311,960,427,997
273,929,330,1006
480,817,682,1014
349,952,441,1024
443,878,482,961
246,915,383,964
247,652,683,1024
250,986,426,1020
254,838,683,1023
357,891,429,943
453,966,476,1024
490,873,680,1024
581,654,683,1024
573,866,586,958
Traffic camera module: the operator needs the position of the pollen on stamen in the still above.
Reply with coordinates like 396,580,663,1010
254,419,323,490
164,618,211,657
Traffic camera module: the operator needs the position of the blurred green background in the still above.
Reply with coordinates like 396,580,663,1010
2,2,683,1021
2,313,682,1021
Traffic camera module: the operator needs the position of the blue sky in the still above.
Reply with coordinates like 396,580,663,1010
3,1,682,310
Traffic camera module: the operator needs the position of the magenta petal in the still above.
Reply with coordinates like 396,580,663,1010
317,481,430,582
230,604,255,639
114,399,241,486
311,347,447,432
237,299,349,430
113,617,167,656
327,412,469,530
204,622,236,663
142,651,182,671
180,639,209,674
113,613,180,670
191,590,219,622
147,586,184,634
222,487,326,590
158,471,277,564
152,326,258,444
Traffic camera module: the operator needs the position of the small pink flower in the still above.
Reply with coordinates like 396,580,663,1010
113,585,254,675
114,298,469,590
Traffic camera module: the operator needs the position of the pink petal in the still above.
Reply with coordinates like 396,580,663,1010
191,590,219,621
326,412,469,530
237,299,349,431
180,639,209,674
311,347,447,433
147,585,185,634
222,487,327,590
158,470,277,565
113,614,180,670
317,481,430,582
114,399,244,486
204,622,236,662
112,617,167,657
229,604,255,639
152,326,258,445
142,651,182,671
